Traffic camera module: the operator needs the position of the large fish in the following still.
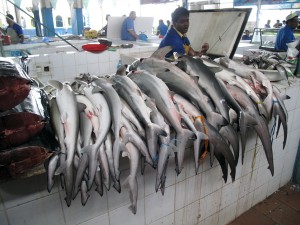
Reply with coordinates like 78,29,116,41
220,56,273,117
112,75,166,165
156,69,225,128
81,85,111,188
202,58,268,119
120,127,140,214
177,55,231,123
128,70,194,174
173,94,236,182
144,96,173,193
225,84,274,176
92,78,122,181
48,80,79,206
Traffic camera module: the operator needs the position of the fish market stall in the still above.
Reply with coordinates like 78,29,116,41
0,8,300,225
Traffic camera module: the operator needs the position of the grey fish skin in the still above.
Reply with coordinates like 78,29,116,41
128,70,193,174
98,143,110,190
82,86,111,187
46,153,59,192
173,94,236,182
144,96,173,192
80,180,90,206
220,56,273,118
112,75,167,164
120,127,139,215
179,55,230,123
174,100,208,174
156,70,225,128
120,99,146,138
94,170,104,196
48,80,79,207
226,84,274,176
92,78,122,181
219,125,239,166
73,153,89,199
121,116,153,166
78,111,93,148
272,94,287,149
104,131,121,193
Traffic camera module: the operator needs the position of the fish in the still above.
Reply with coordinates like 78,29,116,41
92,78,122,181
0,112,46,150
120,127,140,214
225,84,274,176
45,153,59,192
220,56,273,118
112,75,167,165
81,85,111,188
177,55,231,123
128,70,194,174
48,80,79,206
144,96,173,193
0,77,31,111
173,94,236,182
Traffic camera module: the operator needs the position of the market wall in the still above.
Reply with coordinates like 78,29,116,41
0,49,299,225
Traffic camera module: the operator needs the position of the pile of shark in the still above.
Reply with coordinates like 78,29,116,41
45,46,289,214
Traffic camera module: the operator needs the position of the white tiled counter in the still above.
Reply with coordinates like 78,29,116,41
0,50,300,225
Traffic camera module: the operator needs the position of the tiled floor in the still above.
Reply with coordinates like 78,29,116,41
228,182,300,225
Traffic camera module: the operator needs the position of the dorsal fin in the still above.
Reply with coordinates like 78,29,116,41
150,46,172,59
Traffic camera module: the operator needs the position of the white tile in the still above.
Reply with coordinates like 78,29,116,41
175,149,197,183
107,168,144,211
35,55,49,63
244,129,261,152
99,62,111,76
62,186,108,225
144,164,158,196
267,174,281,197
175,173,201,210
277,109,295,138
255,164,272,189
145,185,175,224
174,200,201,225
236,192,254,217
86,52,98,64
49,53,63,68
200,214,219,225
75,52,87,65
98,51,110,63
199,188,222,220
149,213,174,225
63,66,77,81
109,61,119,74
76,64,88,74
220,180,239,209
50,66,65,81
62,53,76,66
200,165,223,198
280,152,297,187
286,129,300,156
0,174,53,209
109,199,144,225
241,148,260,177
0,211,9,225
238,171,257,198
252,182,268,206
217,202,237,225
284,85,299,111
87,63,100,75
292,107,300,130
78,213,109,225
109,51,121,61
6,193,64,225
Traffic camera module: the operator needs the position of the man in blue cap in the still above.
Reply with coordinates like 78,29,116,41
275,12,298,51
121,11,139,41
159,7,209,59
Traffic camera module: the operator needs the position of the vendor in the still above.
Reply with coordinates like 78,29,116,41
275,12,298,51
156,19,168,38
5,14,24,44
158,7,209,59
121,11,139,41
